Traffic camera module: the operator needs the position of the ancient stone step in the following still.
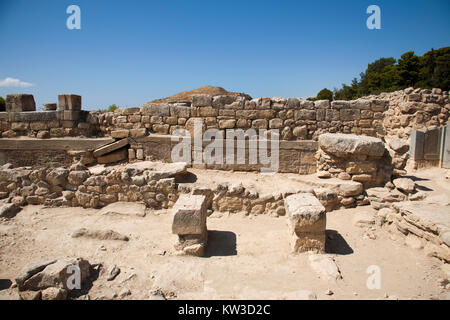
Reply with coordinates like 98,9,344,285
285,193,326,253
93,138,129,158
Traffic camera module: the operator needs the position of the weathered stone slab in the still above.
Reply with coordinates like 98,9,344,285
172,194,207,235
410,130,425,160
93,138,129,158
10,111,59,122
6,94,36,112
58,94,81,111
97,148,128,164
285,193,326,253
318,133,385,157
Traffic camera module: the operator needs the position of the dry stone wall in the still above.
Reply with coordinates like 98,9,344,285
91,87,449,141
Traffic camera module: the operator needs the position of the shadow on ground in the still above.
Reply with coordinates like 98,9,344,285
325,230,353,255
204,230,237,257
0,279,12,291
175,172,198,183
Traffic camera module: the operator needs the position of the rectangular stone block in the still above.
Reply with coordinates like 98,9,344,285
63,111,80,121
443,124,450,169
44,103,57,111
6,94,36,112
111,130,129,138
93,138,129,158
97,148,128,164
140,104,170,116
58,94,82,111
410,130,424,160
423,128,441,160
172,194,207,236
285,193,326,253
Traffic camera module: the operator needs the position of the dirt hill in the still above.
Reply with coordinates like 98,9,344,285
149,85,252,104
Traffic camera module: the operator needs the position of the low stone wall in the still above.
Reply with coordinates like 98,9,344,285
0,162,182,210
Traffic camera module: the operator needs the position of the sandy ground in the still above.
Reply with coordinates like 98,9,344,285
0,168,449,300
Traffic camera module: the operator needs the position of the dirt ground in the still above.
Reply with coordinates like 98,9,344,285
0,168,449,300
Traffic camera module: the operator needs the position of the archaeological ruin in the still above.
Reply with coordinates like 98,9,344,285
0,87,449,300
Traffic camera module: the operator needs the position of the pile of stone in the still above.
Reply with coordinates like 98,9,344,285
209,182,286,216
316,133,392,188
381,202,450,263
366,177,420,211
386,138,409,176
172,194,208,256
14,257,92,300
0,161,186,210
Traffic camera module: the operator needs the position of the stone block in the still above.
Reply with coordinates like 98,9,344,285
410,130,424,160
93,138,129,158
63,111,80,121
285,193,326,253
111,130,129,139
97,148,128,164
6,94,36,112
58,94,81,111
44,103,57,111
192,95,212,107
140,104,170,116
172,194,207,236
318,133,385,158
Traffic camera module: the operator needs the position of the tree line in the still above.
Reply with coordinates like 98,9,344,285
308,46,450,101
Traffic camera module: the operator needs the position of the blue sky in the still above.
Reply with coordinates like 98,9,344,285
0,0,449,110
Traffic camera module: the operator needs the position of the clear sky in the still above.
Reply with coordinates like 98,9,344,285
0,0,449,110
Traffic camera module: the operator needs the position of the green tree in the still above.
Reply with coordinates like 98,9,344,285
333,47,450,100
0,96,5,111
397,51,420,87
316,88,333,100
101,104,119,113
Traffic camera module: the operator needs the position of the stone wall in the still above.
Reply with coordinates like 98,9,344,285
0,162,183,210
91,87,449,141
129,134,317,174
0,94,99,138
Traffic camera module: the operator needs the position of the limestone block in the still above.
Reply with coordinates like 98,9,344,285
97,148,128,164
58,94,81,111
141,104,170,116
6,94,36,112
93,138,129,158
111,130,129,139
172,194,207,236
192,95,212,107
44,103,57,111
318,133,385,158
285,193,326,253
